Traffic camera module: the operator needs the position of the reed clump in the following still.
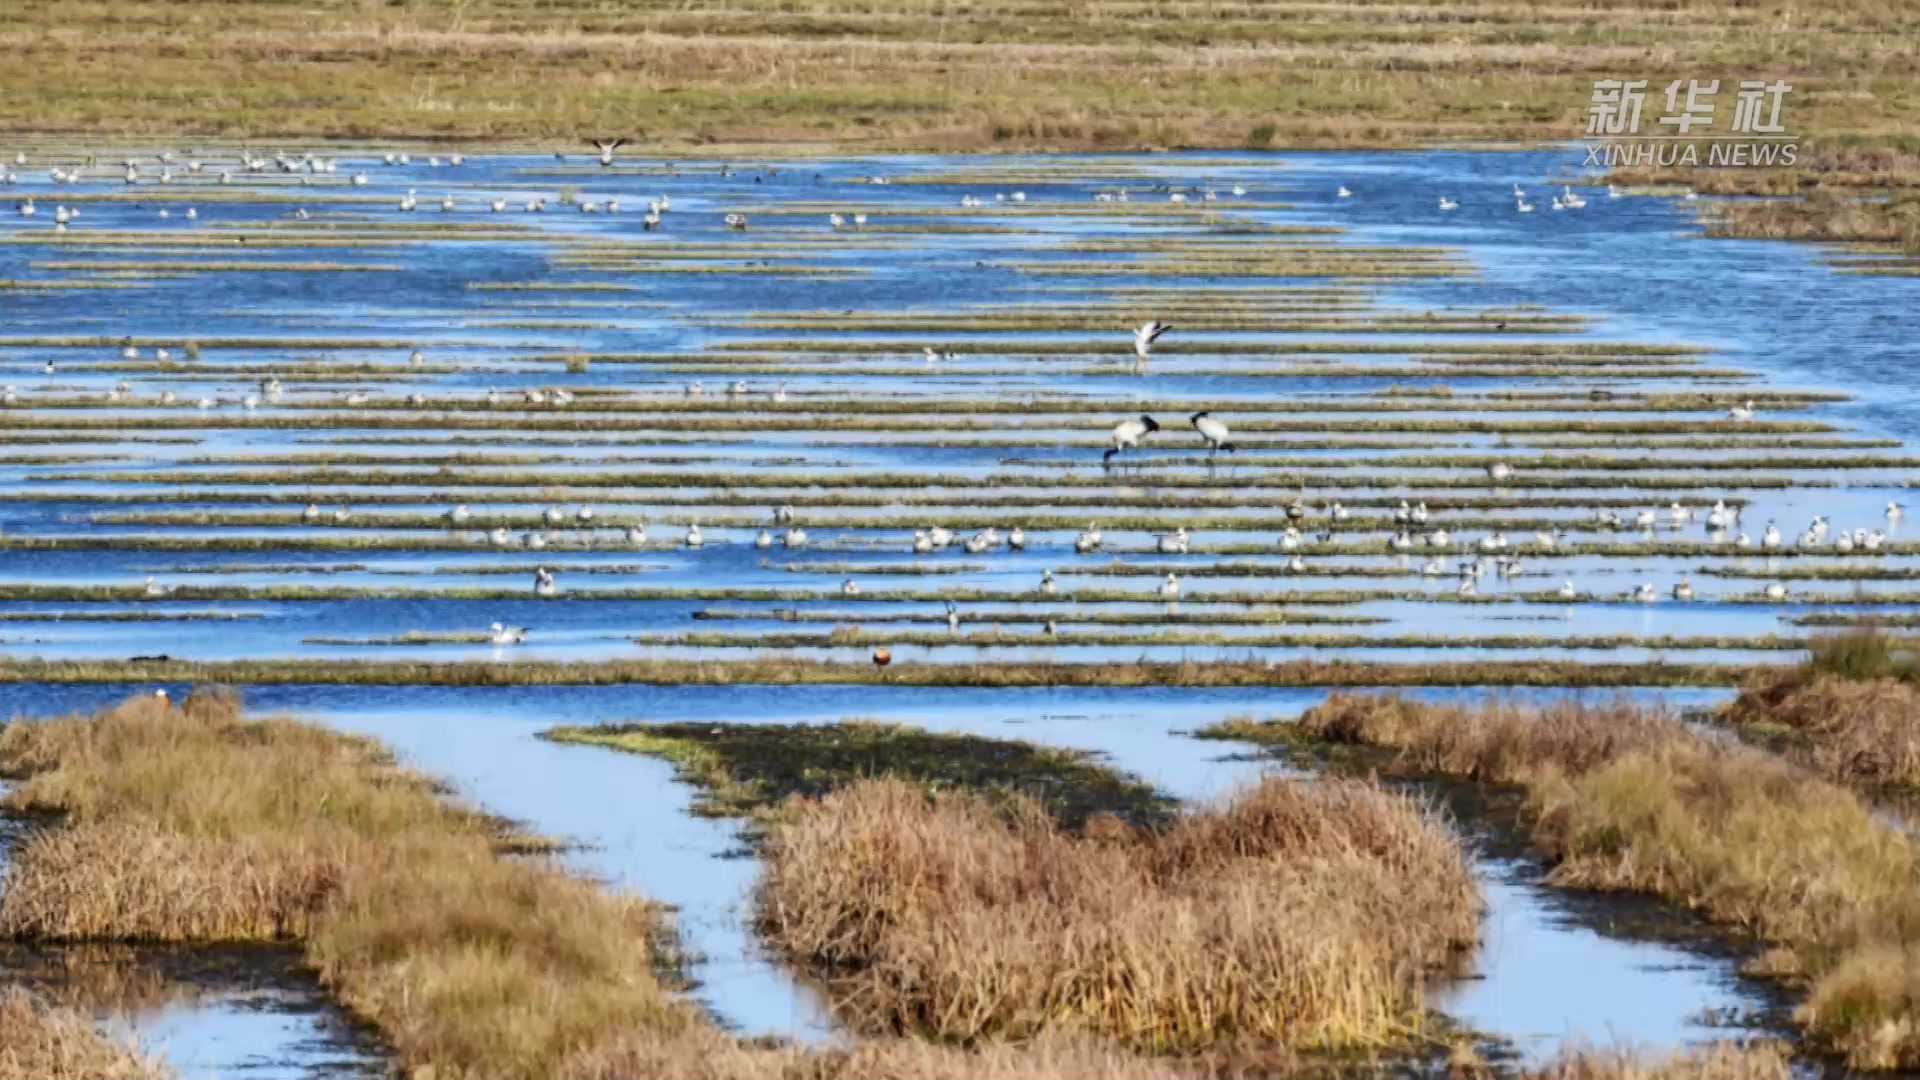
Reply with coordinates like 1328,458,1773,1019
0,988,169,1080
1277,692,1920,1070
1520,1039,1791,1079
757,775,1479,1052
1720,629,1920,786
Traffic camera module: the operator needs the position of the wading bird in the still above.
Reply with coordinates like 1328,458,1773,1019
1132,320,1171,360
489,623,526,645
1191,411,1235,455
1103,415,1159,463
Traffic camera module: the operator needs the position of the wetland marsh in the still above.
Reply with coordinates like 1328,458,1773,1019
5,144,1920,1077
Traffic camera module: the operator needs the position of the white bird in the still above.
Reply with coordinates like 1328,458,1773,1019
1438,196,1458,211
534,568,558,597
1133,320,1172,360
685,523,704,548
912,530,932,553
1669,502,1692,525
841,578,861,596
1336,186,1352,198
544,506,565,527
1157,527,1190,554
628,524,649,546
1559,580,1577,600
143,575,165,598
1040,570,1057,596
1279,527,1303,552
594,138,624,167
1190,411,1235,455
1634,583,1657,603
1728,400,1756,422
784,525,807,548
945,601,960,634
1074,523,1101,553
1763,522,1782,549
1007,526,1025,550
575,506,595,525
1516,197,1535,213
447,504,471,525
1159,573,1180,601
1765,582,1787,601
1104,415,1160,463
1673,577,1694,601
489,622,527,645
1888,502,1905,524
1608,184,1623,199
1487,462,1512,482
929,525,953,549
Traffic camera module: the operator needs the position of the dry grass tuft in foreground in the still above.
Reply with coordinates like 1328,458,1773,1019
0,987,168,1080
758,774,1479,1052
0,689,707,1080
1518,1039,1792,1079
1271,692,1920,1070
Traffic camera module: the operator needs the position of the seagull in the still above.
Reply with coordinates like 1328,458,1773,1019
1487,462,1512,482
841,578,861,596
447,504,471,525
1559,580,1577,600
303,503,321,522
1764,582,1787,601
1673,577,1694,601
685,522,704,548
1634,583,1658,603
593,138,625,167
911,530,932,553
1157,527,1190,554
1007,526,1026,550
533,568,558,597
1191,411,1235,455
1104,415,1160,463
1132,321,1172,360
784,525,807,548
1516,197,1535,213
1438,196,1458,211
1728,400,1756,422
1159,573,1180,601
489,622,527,645
1040,570,1057,596
1336,186,1352,198
1763,522,1782,549
755,528,774,549
1074,523,1102,553
928,526,953,549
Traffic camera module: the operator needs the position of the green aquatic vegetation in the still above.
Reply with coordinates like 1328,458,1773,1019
541,720,1173,831
0,609,264,622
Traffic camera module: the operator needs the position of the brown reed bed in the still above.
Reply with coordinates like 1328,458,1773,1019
0,987,168,1080
757,774,1479,1052
1214,692,1920,1070
1718,630,1920,787
0,689,710,1080
1518,1040,1791,1079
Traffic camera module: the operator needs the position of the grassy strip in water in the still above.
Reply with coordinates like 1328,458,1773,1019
1202,693,1920,1070
542,720,1172,832
0,610,263,622
0,656,1748,689
694,606,1385,626
755,776,1475,1052
1716,631,1920,788
634,628,1807,652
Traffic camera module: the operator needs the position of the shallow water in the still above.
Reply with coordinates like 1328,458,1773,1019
5,145,1915,1068
7,680,1773,1061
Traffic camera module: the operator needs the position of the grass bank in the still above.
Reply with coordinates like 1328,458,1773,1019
1205,693,1920,1070
1719,630,1920,787
0,988,166,1080
761,774,1477,1052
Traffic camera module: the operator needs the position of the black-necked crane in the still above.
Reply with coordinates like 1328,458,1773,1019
1190,411,1234,455
1132,321,1171,360
1103,415,1159,463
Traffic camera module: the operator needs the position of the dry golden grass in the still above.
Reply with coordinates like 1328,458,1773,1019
1519,1039,1792,1079
757,774,1479,1052
0,690,709,1080
0,0,1915,149
1289,692,1920,1070
1722,672,1920,786
0,988,168,1080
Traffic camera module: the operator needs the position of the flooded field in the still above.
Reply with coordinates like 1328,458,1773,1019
5,146,1918,1076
